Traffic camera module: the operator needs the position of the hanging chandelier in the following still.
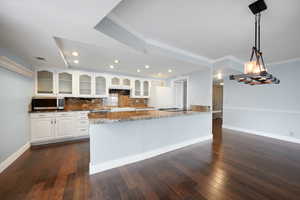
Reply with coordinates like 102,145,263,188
229,0,280,85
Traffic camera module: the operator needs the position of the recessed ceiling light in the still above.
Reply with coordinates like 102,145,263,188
145,65,150,69
114,60,119,64
137,69,141,72
110,65,114,69
73,60,79,64
72,51,79,56
168,69,172,73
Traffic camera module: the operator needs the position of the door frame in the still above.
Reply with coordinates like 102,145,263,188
171,76,189,109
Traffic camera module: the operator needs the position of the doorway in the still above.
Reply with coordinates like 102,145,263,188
212,84,223,140
173,79,188,110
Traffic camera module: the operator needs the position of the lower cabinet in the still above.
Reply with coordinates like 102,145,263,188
30,118,55,141
76,111,90,136
30,112,89,143
55,117,75,138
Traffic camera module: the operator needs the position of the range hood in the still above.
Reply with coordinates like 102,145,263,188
109,89,130,95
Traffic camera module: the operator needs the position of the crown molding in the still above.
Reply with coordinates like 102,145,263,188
212,55,244,65
268,57,300,66
0,56,34,78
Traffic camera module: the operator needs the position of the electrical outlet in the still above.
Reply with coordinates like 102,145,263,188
289,131,294,137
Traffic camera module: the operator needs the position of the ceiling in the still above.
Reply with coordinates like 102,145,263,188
112,0,300,63
58,37,206,78
1,0,299,79
0,0,123,68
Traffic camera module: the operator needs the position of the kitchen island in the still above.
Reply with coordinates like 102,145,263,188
89,110,212,175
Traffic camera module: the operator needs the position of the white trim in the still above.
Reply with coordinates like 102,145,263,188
97,14,213,67
147,39,213,66
213,55,244,65
53,37,69,68
170,76,190,109
0,56,34,78
0,142,30,173
223,106,300,114
90,135,212,175
223,125,300,144
268,57,300,66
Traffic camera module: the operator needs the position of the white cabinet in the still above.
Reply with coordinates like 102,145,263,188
78,72,94,97
134,80,142,97
131,79,151,98
35,69,152,98
111,77,121,86
123,78,131,87
36,69,75,97
57,71,75,97
143,80,150,97
30,112,89,143
55,117,75,138
36,70,56,96
109,76,132,89
95,74,108,97
76,111,90,136
30,118,54,141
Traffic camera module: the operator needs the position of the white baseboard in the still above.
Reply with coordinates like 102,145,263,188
90,135,212,175
0,142,30,173
223,125,300,144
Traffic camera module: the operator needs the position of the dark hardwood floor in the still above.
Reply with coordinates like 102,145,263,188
1,119,300,200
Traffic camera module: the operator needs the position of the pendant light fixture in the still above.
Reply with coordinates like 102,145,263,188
230,0,280,85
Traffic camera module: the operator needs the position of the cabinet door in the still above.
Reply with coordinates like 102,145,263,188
31,118,54,141
95,75,108,97
55,117,75,138
143,80,150,97
111,77,120,85
57,71,74,96
78,73,93,97
134,80,141,97
123,78,131,87
36,70,55,95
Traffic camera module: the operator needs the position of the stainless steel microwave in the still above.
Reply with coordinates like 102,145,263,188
31,97,65,111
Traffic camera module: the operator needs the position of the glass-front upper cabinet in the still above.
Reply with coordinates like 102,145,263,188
95,74,107,97
57,71,74,96
134,80,141,97
78,73,93,97
36,70,55,95
143,80,150,97
123,78,131,87
111,77,120,85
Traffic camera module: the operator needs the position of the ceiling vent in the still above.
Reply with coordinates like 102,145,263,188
35,57,47,61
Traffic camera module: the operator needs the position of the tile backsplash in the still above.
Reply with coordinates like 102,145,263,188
65,98,104,110
118,95,148,107
65,95,148,110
